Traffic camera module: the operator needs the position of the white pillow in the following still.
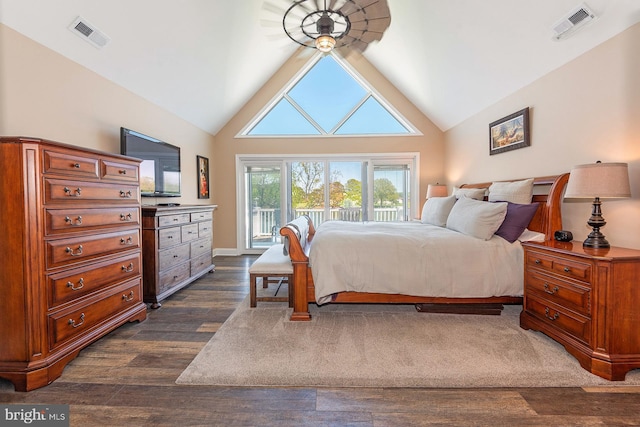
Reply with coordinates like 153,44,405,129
488,178,534,204
446,197,507,240
518,228,546,242
453,187,487,200
420,195,457,227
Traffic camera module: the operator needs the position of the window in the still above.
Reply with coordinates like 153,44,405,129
237,154,419,252
240,53,417,137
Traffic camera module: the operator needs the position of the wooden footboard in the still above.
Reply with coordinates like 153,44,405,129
280,173,569,321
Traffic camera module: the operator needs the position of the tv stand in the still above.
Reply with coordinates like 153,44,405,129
141,205,217,308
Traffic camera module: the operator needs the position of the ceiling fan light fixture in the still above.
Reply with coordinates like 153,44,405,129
315,34,336,52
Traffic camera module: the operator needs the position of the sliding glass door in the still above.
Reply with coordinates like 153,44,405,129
238,154,418,252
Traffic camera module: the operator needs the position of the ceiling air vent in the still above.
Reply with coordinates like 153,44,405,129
68,16,110,48
552,3,596,41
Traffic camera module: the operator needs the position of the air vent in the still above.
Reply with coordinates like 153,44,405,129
68,17,110,48
552,3,596,40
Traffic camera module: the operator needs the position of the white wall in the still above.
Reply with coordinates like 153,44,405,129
445,23,640,250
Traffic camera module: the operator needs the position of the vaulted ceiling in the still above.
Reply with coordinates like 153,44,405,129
2,0,639,135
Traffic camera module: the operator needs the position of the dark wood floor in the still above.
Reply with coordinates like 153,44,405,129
2,255,640,426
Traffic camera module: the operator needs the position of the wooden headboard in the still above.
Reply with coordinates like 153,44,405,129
459,174,569,240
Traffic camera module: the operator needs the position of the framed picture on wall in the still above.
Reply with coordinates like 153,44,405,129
197,155,209,199
489,107,530,155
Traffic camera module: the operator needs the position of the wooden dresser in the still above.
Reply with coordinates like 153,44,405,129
0,136,147,391
141,205,217,308
521,240,640,381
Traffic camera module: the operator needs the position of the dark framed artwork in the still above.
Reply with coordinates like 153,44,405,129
197,155,209,199
489,107,530,155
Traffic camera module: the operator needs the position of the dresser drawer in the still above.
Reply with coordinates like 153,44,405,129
48,279,142,350
191,238,211,259
45,207,140,235
158,243,190,271
43,149,99,179
46,229,140,268
159,263,191,294
191,252,213,275
44,179,140,204
47,253,141,308
525,271,591,316
526,250,592,283
191,210,212,222
101,159,139,182
198,221,212,237
158,214,190,227
181,223,199,242
158,227,182,249
525,294,591,345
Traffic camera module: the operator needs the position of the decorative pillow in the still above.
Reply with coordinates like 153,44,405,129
518,228,546,242
494,202,539,243
488,178,534,204
420,195,457,227
446,197,507,240
453,187,487,200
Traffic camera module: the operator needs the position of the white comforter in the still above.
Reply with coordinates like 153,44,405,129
309,221,524,305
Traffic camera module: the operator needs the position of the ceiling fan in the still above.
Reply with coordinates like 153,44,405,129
263,0,391,54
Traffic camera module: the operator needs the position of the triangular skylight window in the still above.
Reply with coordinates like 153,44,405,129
241,53,416,137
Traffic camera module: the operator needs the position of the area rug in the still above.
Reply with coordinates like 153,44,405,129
176,298,640,388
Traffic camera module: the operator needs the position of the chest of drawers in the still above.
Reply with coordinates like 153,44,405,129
0,137,147,391
521,240,640,381
142,205,217,308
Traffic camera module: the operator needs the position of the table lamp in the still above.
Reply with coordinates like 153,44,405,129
426,184,448,199
564,161,631,248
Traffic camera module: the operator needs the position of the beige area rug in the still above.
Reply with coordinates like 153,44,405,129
177,297,640,388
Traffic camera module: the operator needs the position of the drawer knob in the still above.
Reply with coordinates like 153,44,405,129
65,245,83,256
64,215,83,226
120,213,133,221
120,237,134,245
564,267,571,273
68,313,85,328
534,259,541,265
73,163,80,168
64,187,82,197
543,283,559,295
119,169,127,175
544,307,560,321
119,190,133,198
66,278,85,291
121,263,134,273
122,291,135,302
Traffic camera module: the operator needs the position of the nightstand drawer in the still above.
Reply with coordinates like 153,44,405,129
525,294,591,345
526,250,592,283
526,271,591,315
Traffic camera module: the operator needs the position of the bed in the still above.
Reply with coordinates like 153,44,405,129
280,174,569,321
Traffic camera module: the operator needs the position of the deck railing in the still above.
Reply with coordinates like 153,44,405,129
252,207,404,238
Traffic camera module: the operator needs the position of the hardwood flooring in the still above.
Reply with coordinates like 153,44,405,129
1,255,639,426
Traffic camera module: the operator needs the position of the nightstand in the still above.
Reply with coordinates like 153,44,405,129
520,240,640,381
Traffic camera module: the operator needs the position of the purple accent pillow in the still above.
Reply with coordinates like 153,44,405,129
494,202,539,243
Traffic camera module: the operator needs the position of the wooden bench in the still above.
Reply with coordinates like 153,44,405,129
249,244,293,307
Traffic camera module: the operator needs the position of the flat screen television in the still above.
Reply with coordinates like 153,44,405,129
120,127,181,197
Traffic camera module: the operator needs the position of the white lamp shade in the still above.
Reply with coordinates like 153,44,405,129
426,184,448,198
564,162,631,199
